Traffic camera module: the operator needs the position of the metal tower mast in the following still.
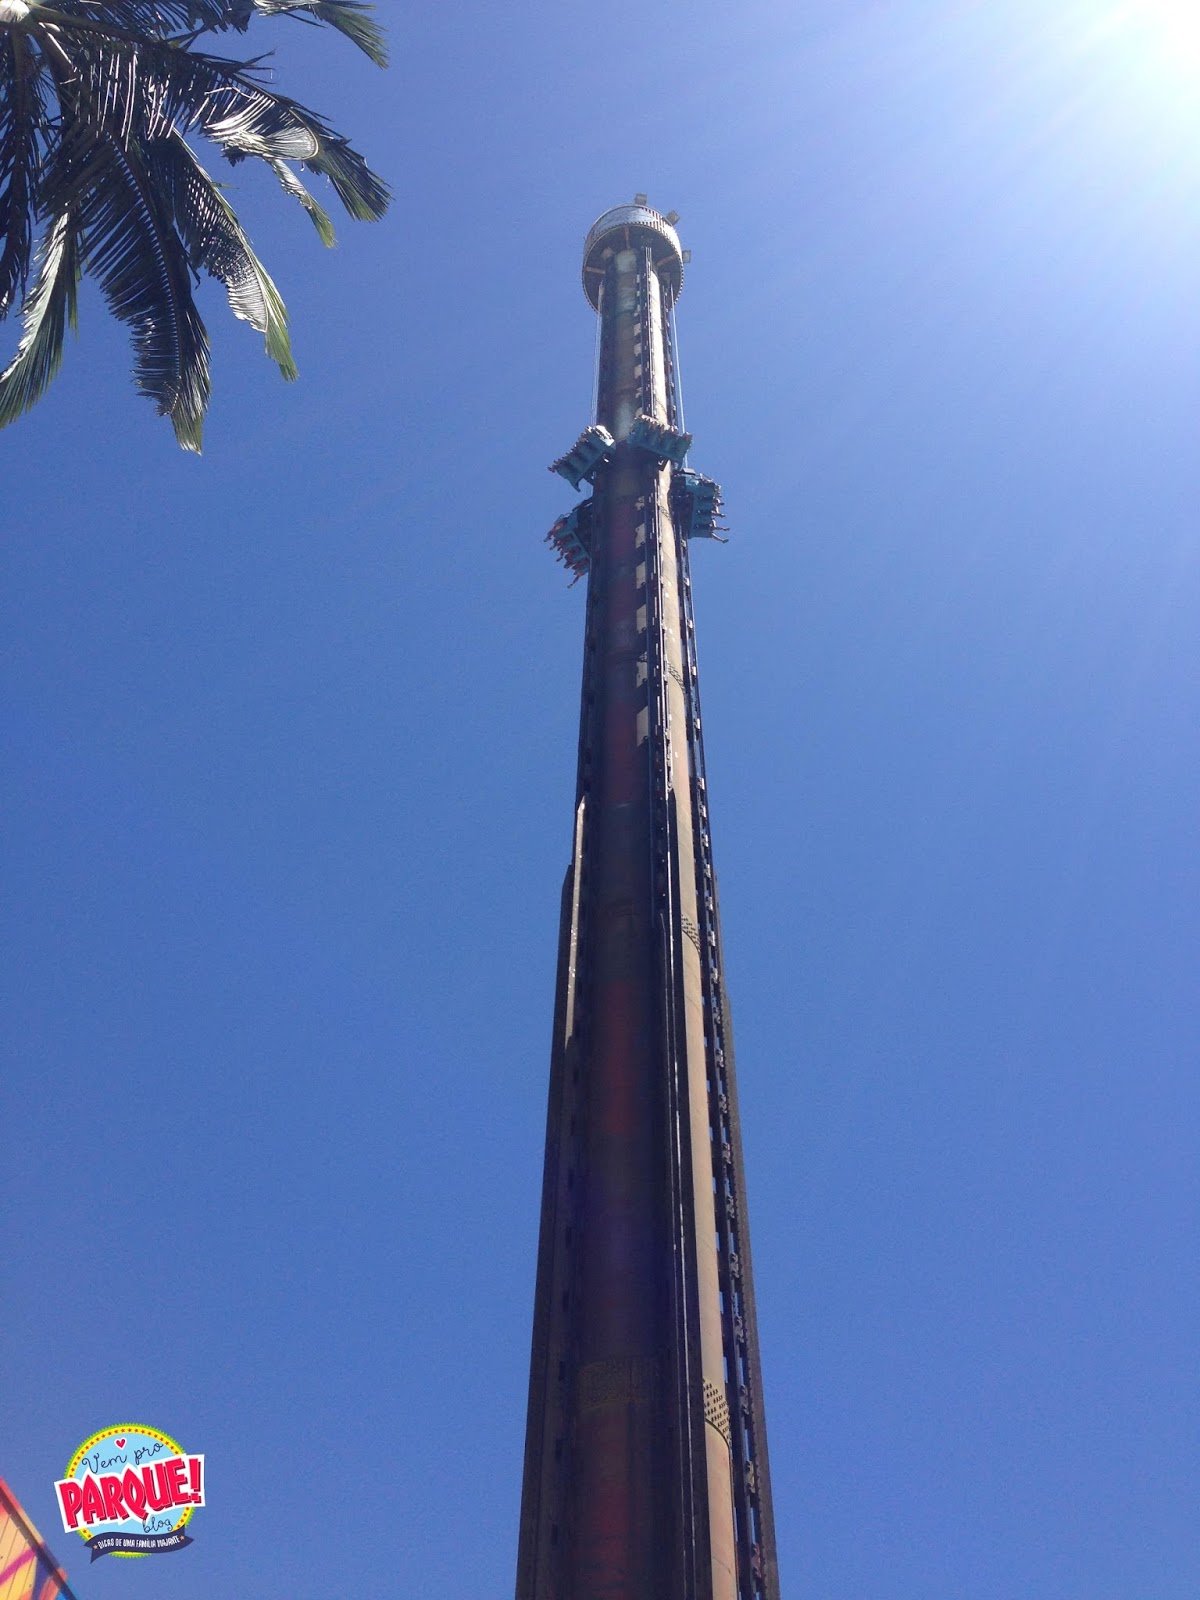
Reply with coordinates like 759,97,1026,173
518,202,780,1600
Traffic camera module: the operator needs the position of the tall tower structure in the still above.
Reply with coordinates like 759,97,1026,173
518,203,780,1600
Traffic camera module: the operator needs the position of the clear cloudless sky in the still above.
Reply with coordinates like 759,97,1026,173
3,2,1198,1596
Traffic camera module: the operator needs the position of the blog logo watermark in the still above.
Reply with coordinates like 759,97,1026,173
54,1425,203,1561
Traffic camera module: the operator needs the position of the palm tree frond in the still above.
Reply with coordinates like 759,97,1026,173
298,116,388,221
23,22,390,222
44,2,244,34
0,209,80,429
44,0,385,57
0,0,386,445
270,156,334,245
76,134,210,448
158,51,390,218
204,90,322,162
157,133,296,377
251,1,387,67
57,31,391,218
0,30,51,315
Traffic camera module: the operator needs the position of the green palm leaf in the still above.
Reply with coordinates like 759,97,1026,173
74,132,210,448
0,207,80,427
45,3,244,33
250,2,387,67
156,132,296,377
270,155,334,245
0,29,48,313
56,31,390,220
0,0,387,447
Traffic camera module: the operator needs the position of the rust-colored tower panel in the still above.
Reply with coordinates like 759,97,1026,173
518,204,781,1600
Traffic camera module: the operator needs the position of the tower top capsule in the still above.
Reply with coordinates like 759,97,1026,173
581,200,686,310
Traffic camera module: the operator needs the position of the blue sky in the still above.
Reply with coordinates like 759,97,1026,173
3,1,1198,1595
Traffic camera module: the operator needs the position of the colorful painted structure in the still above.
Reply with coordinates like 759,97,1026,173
0,1481,78,1600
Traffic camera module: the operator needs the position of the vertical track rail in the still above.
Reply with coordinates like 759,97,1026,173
678,529,782,1600
641,246,711,1600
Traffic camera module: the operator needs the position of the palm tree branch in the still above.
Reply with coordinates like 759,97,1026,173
29,2,241,35
0,28,50,314
31,17,389,219
37,0,385,61
269,155,334,244
1,0,386,446
249,2,386,67
64,128,211,447
154,130,295,377
0,206,80,428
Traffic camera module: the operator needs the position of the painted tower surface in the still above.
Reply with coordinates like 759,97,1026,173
517,203,780,1600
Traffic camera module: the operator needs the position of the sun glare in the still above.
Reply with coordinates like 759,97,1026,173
1139,0,1200,51
1083,0,1200,129
1124,0,1200,67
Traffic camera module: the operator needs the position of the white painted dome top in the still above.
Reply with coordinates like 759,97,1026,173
581,202,685,309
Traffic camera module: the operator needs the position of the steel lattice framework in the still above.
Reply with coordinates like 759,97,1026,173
518,203,780,1600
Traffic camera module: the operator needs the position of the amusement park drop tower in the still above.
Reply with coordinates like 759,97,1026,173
516,203,781,1600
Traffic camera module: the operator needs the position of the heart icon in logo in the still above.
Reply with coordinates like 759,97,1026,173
114,1438,126,1449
